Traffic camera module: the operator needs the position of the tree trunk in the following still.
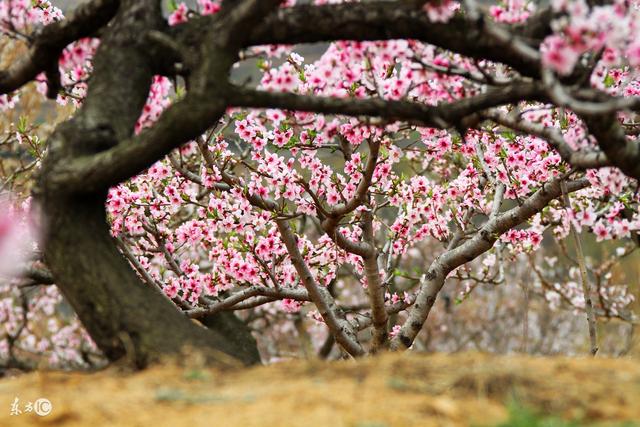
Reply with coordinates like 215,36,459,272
32,0,261,368
40,191,260,367
200,312,260,362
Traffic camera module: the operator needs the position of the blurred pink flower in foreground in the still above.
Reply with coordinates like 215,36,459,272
0,196,39,278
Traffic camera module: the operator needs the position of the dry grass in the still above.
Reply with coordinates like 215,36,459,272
0,352,638,427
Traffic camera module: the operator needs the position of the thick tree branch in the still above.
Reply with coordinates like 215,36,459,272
48,81,544,194
36,0,262,366
16,264,55,285
0,0,120,95
361,209,389,351
47,94,227,193
229,83,544,129
176,2,551,77
390,177,590,350
187,286,310,318
582,113,640,181
276,218,365,357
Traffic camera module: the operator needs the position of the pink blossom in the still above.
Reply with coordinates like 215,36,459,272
542,35,580,75
593,221,610,241
281,299,302,313
198,0,221,15
627,39,640,67
168,3,188,26
0,197,39,278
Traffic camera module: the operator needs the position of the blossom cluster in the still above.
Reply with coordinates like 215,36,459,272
0,0,638,365
542,0,640,74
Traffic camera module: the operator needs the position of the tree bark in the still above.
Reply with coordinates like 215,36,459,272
39,190,260,367
33,0,261,368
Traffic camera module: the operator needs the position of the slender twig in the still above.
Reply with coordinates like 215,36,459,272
560,180,598,356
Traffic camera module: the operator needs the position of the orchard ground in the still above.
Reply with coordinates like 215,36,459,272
1,352,639,427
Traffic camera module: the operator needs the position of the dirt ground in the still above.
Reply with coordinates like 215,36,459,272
0,352,639,427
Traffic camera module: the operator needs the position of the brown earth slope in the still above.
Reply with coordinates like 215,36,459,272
0,352,639,427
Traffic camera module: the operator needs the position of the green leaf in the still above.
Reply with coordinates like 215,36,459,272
175,84,186,99
500,130,517,141
166,0,178,12
384,63,395,79
17,116,28,134
232,112,249,123
603,73,616,88
560,114,569,130
284,134,299,148
471,156,482,171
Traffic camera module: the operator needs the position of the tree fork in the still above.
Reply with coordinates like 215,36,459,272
33,0,261,367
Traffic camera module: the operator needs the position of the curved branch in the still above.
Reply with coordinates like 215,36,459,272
177,2,551,77
48,81,544,194
582,113,640,180
391,177,590,350
228,83,544,129
0,0,120,95
277,218,365,357
188,286,310,318
361,210,389,351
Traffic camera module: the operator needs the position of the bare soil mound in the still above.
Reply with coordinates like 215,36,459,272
0,352,638,426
